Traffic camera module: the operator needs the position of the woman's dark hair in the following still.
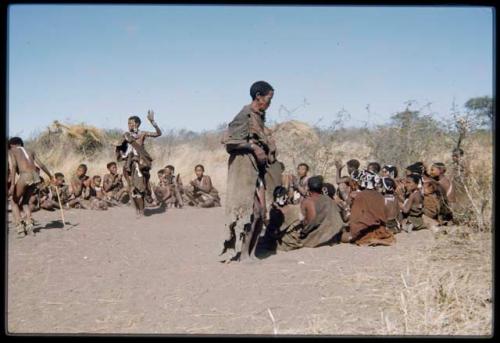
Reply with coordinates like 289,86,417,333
297,163,310,172
307,175,324,193
346,159,360,169
8,137,24,147
128,115,141,126
367,162,381,173
406,174,421,185
273,186,288,200
322,182,336,199
194,164,205,171
250,81,274,100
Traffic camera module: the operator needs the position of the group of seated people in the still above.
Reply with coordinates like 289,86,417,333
259,157,458,252
27,162,222,213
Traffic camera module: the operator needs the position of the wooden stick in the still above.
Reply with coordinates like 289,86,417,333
55,185,66,229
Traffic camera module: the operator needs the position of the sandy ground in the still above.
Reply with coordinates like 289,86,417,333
7,204,436,335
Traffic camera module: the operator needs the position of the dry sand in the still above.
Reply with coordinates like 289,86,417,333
6,203,442,336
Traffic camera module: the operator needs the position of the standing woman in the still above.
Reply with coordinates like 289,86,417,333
219,81,275,262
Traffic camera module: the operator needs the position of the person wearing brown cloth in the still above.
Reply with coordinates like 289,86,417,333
219,81,276,263
342,170,395,246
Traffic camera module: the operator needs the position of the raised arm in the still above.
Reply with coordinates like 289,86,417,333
144,110,162,137
335,160,344,185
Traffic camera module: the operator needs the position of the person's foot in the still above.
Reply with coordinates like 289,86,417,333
24,219,35,236
15,223,26,238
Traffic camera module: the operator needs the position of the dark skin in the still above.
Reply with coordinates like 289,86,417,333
300,191,320,227
124,110,162,216
295,165,309,196
400,178,423,215
70,167,91,198
40,176,67,210
8,143,53,228
335,160,359,185
154,173,172,204
190,167,213,193
125,110,162,145
103,164,123,192
91,177,105,200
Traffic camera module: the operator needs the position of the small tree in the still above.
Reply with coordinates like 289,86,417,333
368,106,446,170
464,96,494,128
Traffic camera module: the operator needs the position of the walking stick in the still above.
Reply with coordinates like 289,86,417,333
55,185,67,229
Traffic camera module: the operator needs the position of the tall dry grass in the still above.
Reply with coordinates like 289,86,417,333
381,226,492,335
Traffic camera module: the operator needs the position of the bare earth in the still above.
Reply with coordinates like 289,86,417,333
7,205,436,335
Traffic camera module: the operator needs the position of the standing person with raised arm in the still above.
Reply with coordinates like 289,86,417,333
116,110,162,217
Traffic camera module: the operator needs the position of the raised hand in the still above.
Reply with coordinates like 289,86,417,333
147,109,155,122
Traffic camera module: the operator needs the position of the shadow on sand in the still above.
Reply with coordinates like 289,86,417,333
34,220,79,233
144,204,167,217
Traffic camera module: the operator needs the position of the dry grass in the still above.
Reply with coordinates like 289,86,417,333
381,226,492,336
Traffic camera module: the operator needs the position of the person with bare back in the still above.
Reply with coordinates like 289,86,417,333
115,110,162,217
8,137,53,237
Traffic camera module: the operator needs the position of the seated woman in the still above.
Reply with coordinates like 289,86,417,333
263,176,344,252
183,164,221,208
342,170,396,246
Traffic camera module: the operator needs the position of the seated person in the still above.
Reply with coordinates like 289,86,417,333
183,164,221,208
103,162,130,204
154,169,175,207
163,165,184,208
67,164,91,209
343,170,395,246
380,177,401,234
39,172,71,211
286,163,310,204
87,175,110,210
400,174,427,232
278,176,344,251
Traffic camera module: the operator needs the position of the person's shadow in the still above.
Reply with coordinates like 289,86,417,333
34,220,79,233
144,203,167,217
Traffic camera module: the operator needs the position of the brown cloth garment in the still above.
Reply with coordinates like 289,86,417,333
221,104,270,260
423,193,440,219
257,203,303,252
279,195,344,251
349,189,395,246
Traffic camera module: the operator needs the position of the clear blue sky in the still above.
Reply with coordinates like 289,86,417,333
8,5,493,138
